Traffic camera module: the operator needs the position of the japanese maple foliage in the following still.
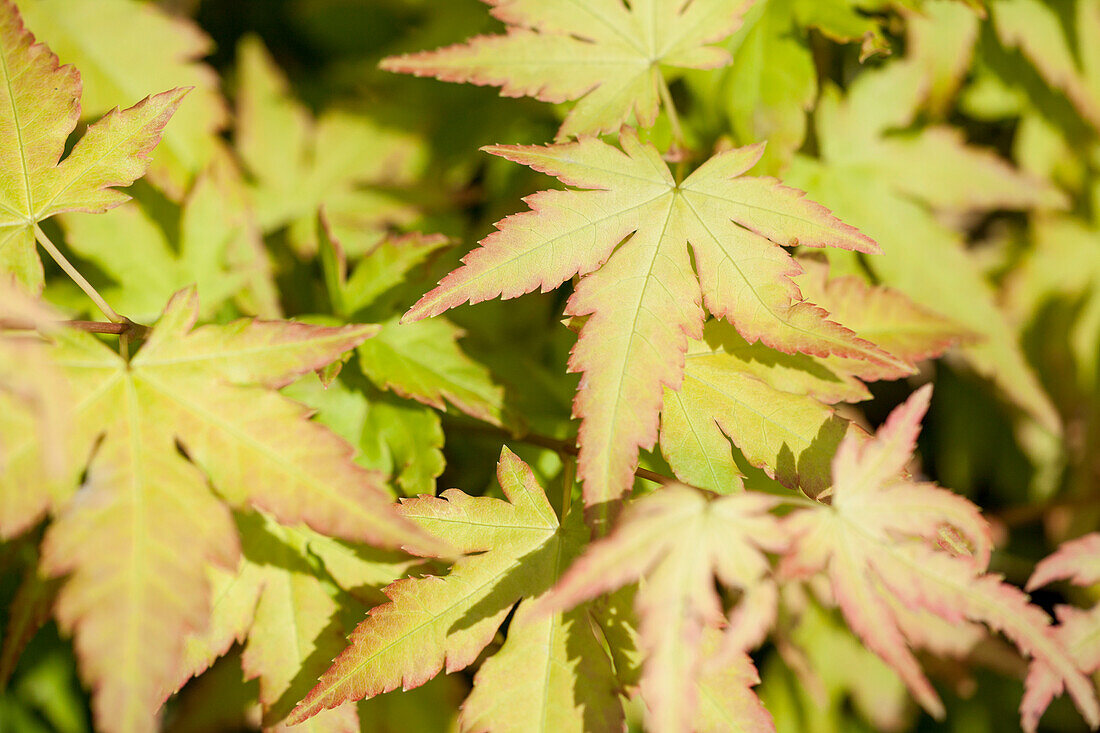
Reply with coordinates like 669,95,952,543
2,0,1099,732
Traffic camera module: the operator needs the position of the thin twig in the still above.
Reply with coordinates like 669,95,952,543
34,224,123,324
0,318,148,338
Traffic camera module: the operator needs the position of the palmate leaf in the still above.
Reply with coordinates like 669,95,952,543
406,132,907,516
696,0,889,174
781,385,1100,732
290,448,623,733
661,264,970,496
171,513,420,732
0,0,184,292
381,0,752,140
17,0,228,199
0,289,444,733
1024,533,1100,730
539,485,785,733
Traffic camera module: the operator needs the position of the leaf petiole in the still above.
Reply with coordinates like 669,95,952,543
34,224,124,324
657,74,686,160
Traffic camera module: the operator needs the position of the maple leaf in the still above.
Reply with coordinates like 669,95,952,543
781,385,1100,731
316,223,514,481
539,485,786,733
405,132,906,514
289,448,624,732
904,0,981,116
381,0,751,140
0,289,443,733
18,0,228,198
786,59,1066,432
170,512,421,731
660,322,858,496
236,37,425,256
0,0,185,292
1022,533,1100,730
695,627,775,733
661,266,969,496
793,257,974,370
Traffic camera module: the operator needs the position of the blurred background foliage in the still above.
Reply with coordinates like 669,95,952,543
1,0,1098,731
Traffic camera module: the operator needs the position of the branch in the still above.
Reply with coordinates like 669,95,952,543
0,318,148,339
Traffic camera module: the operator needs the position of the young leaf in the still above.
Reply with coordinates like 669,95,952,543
18,0,228,198
406,132,905,514
0,0,185,292
539,485,785,733
1023,533,1100,730
3,289,441,733
381,0,752,139
695,628,775,733
782,385,1100,731
290,448,623,732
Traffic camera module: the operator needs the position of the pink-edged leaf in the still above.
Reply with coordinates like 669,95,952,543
0,0,186,290
288,449,611,729
406,132,903,513
794,257,975,378
381,0,749,139
15,290,440,732
693,627,775,733
783,387,1100,731
540,485,784,733
1028,533,1100,591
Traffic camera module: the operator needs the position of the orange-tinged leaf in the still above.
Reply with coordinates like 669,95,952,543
406,132,903,514
0,0,185,291
539,485,785,733
289,449,621,731
17,289,437,733
381,0,751,139
17,0,228,199
782,386,1100,731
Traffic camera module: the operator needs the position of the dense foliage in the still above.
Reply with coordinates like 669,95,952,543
1,0,1098,731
